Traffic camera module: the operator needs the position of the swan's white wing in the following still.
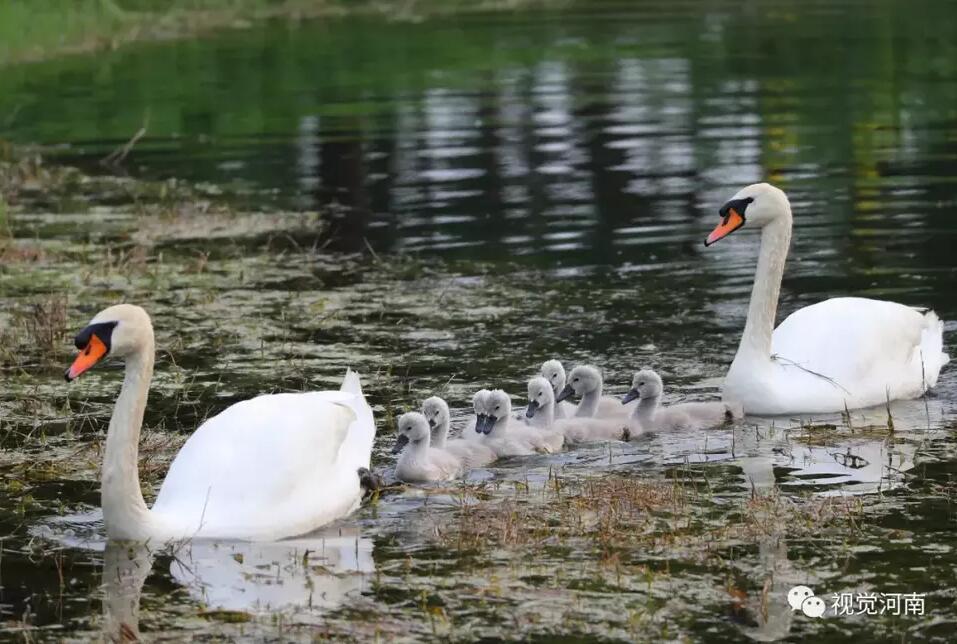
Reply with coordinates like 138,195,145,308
152,369,374,540
770,297,947,408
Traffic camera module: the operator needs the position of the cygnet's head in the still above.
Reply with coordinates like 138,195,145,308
421,396,451,429
476,389,512,435
556,365,602,402
705,183,790,247
526,376,555,419
472,389,491,434
622,369,663,404
540,359,566,395
472,389,491,414
65,304,154,381
393,411,431,454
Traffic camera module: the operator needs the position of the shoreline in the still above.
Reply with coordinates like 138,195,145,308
0,0,564,69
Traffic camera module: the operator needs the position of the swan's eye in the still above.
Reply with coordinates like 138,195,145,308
638,381,645,386
573,377,579,382
495,405,500,411
551,373,557,378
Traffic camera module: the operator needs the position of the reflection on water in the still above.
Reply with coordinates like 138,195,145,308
99,527,372,641
102,541,152,642
170,529,373,615
2,1,956,281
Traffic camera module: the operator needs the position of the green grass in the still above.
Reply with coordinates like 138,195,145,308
0,1,565,66
0,0,333,65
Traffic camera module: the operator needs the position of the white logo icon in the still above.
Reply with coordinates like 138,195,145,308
788,585,815,611
788,585,825,618
802,595,826,618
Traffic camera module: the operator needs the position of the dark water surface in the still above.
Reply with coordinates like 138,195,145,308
2,0,957,641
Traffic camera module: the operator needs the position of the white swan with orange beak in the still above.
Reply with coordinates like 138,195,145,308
65,304,376,542
704,183,948,414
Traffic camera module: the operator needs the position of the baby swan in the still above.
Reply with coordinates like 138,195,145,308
557,365,633,419
476,389,563,456
540,359,577,419
623,370,743,432
421,396,497,468
527,377,632,444
393,412,463,483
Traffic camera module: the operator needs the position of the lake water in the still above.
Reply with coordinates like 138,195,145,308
1,1,956,640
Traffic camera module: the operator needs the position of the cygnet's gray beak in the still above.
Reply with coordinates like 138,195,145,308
621,389,640,404
392,433,410,454
483,415,499,434
526,400,539,418
474,413,491,434
427,417,436,428
555,385,575,402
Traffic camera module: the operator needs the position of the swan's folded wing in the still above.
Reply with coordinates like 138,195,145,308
152,392,355,524
772,297,924,385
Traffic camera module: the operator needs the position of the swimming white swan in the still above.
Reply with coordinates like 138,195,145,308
705,183,949,414
421,396,497,468
622,370,742,432
539,360,577,418
475,389,563,455
392,412,463,482
556,365,633,418
527,377,631,443
64,304,376,542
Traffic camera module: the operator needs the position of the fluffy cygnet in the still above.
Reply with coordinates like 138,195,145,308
421,396,497,468
393,412,464,483
540,359,578,419
476,389,563,456
622,370,743,432
557,365,633,419
527,376,633,444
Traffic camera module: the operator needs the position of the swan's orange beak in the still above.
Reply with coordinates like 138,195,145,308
704,208,745,246
65,334,108,381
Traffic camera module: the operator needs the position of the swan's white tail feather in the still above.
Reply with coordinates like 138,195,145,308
919,311,949,390
340,368,363,395
336,368,375,470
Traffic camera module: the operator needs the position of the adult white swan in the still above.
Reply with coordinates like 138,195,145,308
705,183,948,414
64,304,376,542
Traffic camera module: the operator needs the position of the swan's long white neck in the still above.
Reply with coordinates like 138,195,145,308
736,213,792,364
632,395,659,428
489,411,511,437
407,436,431,460
575,380,602,418
431,419,448,449
530,397,555,429
102,340,158,540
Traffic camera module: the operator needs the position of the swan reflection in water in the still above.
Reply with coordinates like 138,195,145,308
101,526,373,640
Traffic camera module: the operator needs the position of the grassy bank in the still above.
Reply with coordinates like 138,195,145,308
0,0,338,66
0,0,564,67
